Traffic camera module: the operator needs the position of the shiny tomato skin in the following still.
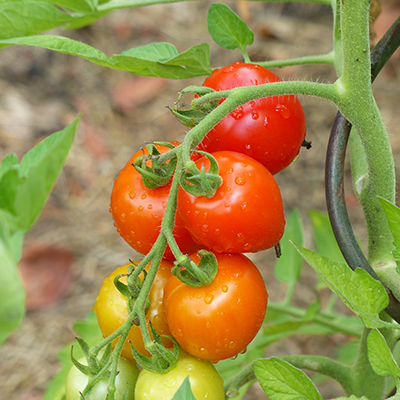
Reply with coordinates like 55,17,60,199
177,151,285,253
65,353,139,400
110,142,202,261
163,251,268,362
198,61,306,175
134,350,225,400
94,261,173,361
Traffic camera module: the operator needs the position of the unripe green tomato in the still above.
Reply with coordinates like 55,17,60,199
65,354,139,400
134,350,225,400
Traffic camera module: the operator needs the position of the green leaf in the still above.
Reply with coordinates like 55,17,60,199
43,311,104,400
0,167,20,215
254,357,323,400
367,329,400,378
13,116,79,232
113,42,212,78
293,244,396,329
377,197,400,262
274,209,304,285
171,377,197,400
0,1,73,40
207,3,254,53
0,35,115,67
308,209,346,264
0,36,211,79
332,396,369,400
0,229,25,344
45,0,96,12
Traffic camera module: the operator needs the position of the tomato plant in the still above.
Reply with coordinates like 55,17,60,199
134,350,225,400
163,251,268,362
177,150,285,253
65,353,139,400
197,61,307,175
110,142,202,261
94,261,173,361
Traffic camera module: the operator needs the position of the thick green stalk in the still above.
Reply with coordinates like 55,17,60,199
333,0,398,297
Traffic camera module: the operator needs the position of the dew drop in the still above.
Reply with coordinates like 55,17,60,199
249,100,256,108
214,228,220,235
147,204,153,210
196,309,201,314
224,202,230,208
225,167,234,175
236,233,244,243
240,347,247,355
229,341,236,349
120,213,126,222
276,104,291,119
263,116,269,127
129,191,136,199
141,193,147,200
194,210,200,217
230,354,238,360
251,111,259,120
231,106,244,120
138,205,144,212
221,285,228,293
235,176,246,186
241,202,248,211
205,294,214,304
202,224,209,232
162,201,167,209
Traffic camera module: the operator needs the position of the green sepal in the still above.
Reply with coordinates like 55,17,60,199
129,329,180,374
70,344,91,376
172,250,218,287
181,152,222,198
168,107,210,128
133,142,178,189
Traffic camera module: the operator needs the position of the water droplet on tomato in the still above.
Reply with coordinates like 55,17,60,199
224,202,230,208
229,341,236,349
251,111,259,120
205,294,214,304
249,100,256,108
230,354,238,360
147,204,153,210
221,285,228,293
236,233,244,243
129,191,136,199
214,228,220,235
235,176,246,186
244,144,253,156
231,107,244,120
138,205,144,212
202,224,209,232
196,309,201,314
120,213,126,222
276,104,291,118
194,210,200,217
225,167,234,174
263,116,269,127
240,347,247,354
141,193,147,200
241,202,248,211
162,201,167,209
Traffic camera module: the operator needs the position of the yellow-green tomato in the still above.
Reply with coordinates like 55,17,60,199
65,354,139,400
134,350,225,400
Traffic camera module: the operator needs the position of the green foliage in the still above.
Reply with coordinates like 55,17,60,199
0,117,79,344
207,3,254,59
254,357,323,400
171,378,197,400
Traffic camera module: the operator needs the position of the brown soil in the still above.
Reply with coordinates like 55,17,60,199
0,2,399,400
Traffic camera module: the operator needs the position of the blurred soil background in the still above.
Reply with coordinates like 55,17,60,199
0,1,400,399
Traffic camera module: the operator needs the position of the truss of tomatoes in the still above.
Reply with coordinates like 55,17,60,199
107,62,307,363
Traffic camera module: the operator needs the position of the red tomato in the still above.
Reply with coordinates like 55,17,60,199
110,142,202,260
163,251,268,362
94,260,173,361
198,61,306,174
177,151,285,253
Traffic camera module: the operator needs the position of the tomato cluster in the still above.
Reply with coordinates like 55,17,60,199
73,62,306,400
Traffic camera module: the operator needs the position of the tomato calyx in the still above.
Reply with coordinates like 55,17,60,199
181,151,222,198
172,250,218,287
169,85,219,127
302,139,312,149
70,340,113,388
130,323,180,374
133,142,178,189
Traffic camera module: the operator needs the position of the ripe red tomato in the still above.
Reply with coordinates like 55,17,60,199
197,61,306,174
177,151,285,253
110,142,202,260
94,260,173,361
163,251,268,362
